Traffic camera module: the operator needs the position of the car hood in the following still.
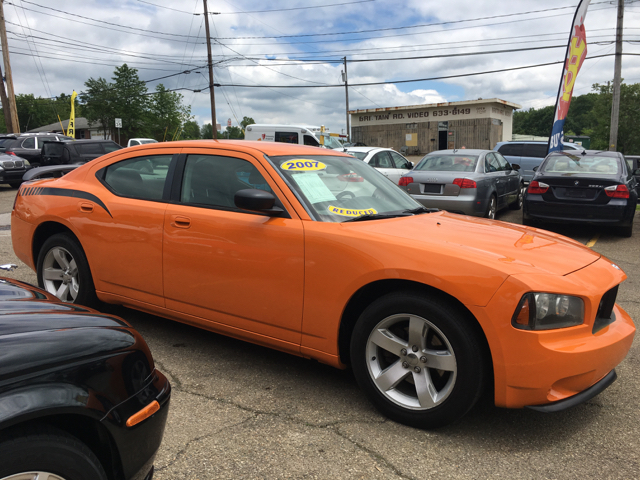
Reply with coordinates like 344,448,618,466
0,278,136,379
345,211,601,277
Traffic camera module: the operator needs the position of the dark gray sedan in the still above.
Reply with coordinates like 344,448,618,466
398,149,524,218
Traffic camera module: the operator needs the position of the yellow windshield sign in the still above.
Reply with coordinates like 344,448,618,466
328,206,377,217
281,159,326,171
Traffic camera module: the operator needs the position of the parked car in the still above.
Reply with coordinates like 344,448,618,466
625,155,640,193
0,133,74,167
523,150,638,237
0,152,30,188
244,124,344,149
41,139,122,165
343,146,413,184
0,264,170,480
494,140,585,183
128,138,158,147
399,149,524,219
11,140,635,429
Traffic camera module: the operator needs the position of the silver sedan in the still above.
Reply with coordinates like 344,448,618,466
398,149,524,218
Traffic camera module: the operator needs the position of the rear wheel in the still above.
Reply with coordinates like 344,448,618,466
350,293,487,429
0,426,108,480
37,233,98,307
617,223,633,238
484,195,497,219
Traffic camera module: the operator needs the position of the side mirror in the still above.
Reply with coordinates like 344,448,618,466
511,163,521,171
234,189,283,216
409,162,415,169
533,166,539,172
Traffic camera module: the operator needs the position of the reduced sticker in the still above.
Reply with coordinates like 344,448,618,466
281,159,327,171
328,205,378,217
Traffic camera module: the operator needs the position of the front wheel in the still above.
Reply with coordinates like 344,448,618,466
0,426,108,480
37,233,98,307
484,195,497,219
509,184,525,210
350,293,487,429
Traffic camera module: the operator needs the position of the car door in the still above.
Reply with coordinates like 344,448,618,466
388,151,413,184
162,149,305,346
495,151,520,200
83,151,176,306
368,151,397,180
484,153,508,206
14,137,40,163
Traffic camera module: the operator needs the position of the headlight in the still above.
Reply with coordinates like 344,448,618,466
24,159,30,166
512,293,584,330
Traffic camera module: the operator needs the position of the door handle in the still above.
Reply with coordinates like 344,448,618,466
78,202,93,213
171,215,191,229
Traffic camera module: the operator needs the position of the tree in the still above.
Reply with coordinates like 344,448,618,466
110,64,150,140
81,77,116,139
225,126,244,139
150,83,192,140
182,120,201,139
240,116,255,129
201,123,214,139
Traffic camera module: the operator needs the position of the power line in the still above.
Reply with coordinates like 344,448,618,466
214,0,375,15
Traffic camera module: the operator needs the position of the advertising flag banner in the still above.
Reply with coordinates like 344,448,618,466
67,90,78,139
548,0,591,154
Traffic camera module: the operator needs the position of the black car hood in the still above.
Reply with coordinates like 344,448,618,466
0,277,136,380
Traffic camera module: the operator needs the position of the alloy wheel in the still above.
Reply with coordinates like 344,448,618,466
41,246,79,302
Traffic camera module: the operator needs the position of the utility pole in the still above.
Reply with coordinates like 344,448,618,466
608,0,624,151
0,0,19,133
203,0,217,139
342,57,350,142
0,62,11,130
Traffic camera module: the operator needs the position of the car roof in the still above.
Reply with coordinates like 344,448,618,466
121,139,355,157
343,146,385,153
548,149,621,157
426,149,488,155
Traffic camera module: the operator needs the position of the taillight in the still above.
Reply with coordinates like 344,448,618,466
452,178,477,188
604,184,629,198
398,176,413,187
6,151,16,156
337,172,363,182
528,181,549,194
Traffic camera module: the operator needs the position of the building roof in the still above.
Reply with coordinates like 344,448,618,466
27,117,102,133
348,98,522,115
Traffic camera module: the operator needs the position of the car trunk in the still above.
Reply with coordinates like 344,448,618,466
537,175,621,205
406,172,464,196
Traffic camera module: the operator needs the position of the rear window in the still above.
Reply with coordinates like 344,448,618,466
415,154,479,172
346,151,367,160
75,143,103,154
43,142,64,156
103,143,122,153
542,155,620,175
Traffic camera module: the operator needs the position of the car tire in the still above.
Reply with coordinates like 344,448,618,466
617,223,633,238
37,233,98,307
484,195,497,219
509,184,525,210
0,426,108,480
350,292,487,429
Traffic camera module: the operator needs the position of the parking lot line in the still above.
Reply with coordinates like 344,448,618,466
586,234,600,248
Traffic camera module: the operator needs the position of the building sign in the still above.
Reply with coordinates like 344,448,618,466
438,121,448,131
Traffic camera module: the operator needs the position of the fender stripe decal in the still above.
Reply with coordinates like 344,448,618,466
22,186,112,217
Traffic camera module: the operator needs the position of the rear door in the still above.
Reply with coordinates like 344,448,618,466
484,152,509,206
388,151,413,184
368,151,397,181
496,143,523,177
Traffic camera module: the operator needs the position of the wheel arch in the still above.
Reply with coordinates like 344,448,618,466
32,221,84,270
0,412,123,480
338,279,493,376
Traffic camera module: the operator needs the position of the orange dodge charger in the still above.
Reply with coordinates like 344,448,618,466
11,140,635,428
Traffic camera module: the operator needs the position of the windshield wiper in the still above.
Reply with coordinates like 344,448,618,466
402,206,439,215
342,212,412,223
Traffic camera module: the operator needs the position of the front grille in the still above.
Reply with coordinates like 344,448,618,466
593,285,618,333
2,160,15,169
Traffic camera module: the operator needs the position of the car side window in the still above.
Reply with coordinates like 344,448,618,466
522,144,548,158
103,143,121,153
371,151,393,168
180,155,273,210
303,135,319,147
102,155,173,201
497,143,523,157
275,132,299,144
390,151,410,169
495,152,511,171
22,137,36,149
485,153,501,173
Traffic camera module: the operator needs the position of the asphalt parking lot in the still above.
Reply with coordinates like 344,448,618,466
1,184,638,480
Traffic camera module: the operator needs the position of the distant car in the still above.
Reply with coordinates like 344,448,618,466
343,146,413,184
128,138,158,147
0,152,30,188
625,155,640,193
0,133,75,167
41,139,122,165
399,149,524,219
0,265,170,480
523,150,638,237
494,141,584,183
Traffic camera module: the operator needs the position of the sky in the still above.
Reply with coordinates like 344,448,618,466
3,0,640,135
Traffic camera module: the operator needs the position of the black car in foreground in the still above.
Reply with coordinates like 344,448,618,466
0,265,170,480
523,150,638,237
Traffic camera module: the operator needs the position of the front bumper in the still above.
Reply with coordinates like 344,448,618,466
0,169,28,183
468,257,636,409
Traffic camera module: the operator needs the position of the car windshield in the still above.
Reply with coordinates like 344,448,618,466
323,136,343,149
542,155,620,175
269,155,422,223
415,154,479,173
345,151,367,160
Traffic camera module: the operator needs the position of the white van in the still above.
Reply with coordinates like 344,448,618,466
244,124,343,149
